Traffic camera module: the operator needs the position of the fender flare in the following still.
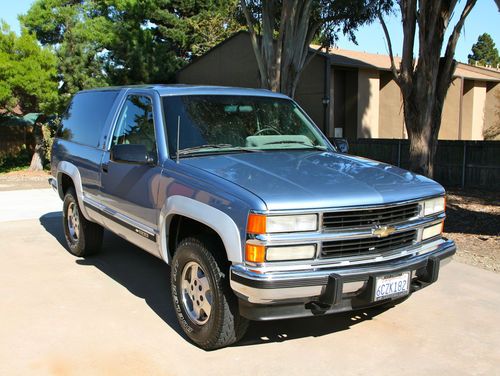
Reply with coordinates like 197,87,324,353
56,161,91,220
159,195,243,264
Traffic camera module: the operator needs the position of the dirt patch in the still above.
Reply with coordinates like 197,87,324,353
0,170,50,191
444,189,500,273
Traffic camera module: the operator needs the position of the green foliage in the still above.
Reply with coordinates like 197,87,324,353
20,0,243,99
468,33,499,67
21,0,111,110
151,0,243,57
0,22,58,114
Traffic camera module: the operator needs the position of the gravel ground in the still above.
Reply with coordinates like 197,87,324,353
1,171,498,273
444,189,500,274
0,170,50,191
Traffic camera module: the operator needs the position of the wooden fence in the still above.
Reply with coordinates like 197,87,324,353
0,124,34,160
346,139,500,190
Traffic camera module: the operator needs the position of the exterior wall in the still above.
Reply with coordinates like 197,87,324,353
378,71,404,139
484,82,500,140
177,33,259,88
461,80,474,139
439,77,461,140
471,80,486,140
357,69,380,138
295,55,327,133
461,80,486,140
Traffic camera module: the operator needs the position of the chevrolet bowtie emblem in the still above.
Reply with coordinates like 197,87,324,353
372,225,396,238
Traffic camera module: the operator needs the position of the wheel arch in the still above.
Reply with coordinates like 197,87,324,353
56,161,90,219
159,196,243,264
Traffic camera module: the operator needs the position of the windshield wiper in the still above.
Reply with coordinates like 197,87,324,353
263,140,327,150
178,144,233,155
178,144,261,156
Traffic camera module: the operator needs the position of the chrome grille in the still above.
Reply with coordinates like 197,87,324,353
321,230,417,259
322,203,419,230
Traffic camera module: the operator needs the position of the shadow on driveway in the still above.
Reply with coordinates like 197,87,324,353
39,212,391,348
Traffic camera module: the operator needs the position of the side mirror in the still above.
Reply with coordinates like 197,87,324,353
110,144,155,165
333,138,349,153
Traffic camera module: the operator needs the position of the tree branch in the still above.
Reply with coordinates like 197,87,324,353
378,11,400,84
443,0,476,67
400,0,417,84
240,0,268,87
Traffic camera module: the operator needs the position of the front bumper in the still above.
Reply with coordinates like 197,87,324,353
230,238,456,320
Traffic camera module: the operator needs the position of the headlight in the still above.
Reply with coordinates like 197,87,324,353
247,213,318,234
422,197,445,216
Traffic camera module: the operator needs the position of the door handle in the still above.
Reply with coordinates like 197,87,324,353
101,163,109,173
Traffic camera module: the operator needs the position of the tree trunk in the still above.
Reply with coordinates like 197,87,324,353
29,124,45,171
402,85,442,179
379,0,477,179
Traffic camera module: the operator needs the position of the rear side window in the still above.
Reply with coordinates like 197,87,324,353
58,91,119,147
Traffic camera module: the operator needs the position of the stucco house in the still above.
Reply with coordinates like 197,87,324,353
177,31,500,141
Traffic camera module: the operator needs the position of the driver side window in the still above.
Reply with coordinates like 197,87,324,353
112,95,156,155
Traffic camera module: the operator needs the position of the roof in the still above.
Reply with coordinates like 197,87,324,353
323,46,500,82
81,84,291,98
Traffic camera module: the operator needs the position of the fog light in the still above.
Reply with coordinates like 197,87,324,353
422,222,443,240
266,245,316,261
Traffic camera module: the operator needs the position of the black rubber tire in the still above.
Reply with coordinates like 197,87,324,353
171,237,249,350
62,187,103,257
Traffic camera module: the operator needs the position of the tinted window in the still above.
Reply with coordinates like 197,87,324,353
58,91,119,147
111,95,156,155
162,95,327,157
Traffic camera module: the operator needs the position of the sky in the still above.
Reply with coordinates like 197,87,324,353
1,0,499,64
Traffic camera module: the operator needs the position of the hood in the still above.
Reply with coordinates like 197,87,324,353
181,151,444,211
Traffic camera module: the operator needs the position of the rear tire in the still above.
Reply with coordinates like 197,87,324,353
62,187,103,257
171,237,248,350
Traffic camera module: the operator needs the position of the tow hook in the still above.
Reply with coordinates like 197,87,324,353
305,274,343,315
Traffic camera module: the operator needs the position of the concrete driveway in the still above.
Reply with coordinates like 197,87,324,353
1,189,499,375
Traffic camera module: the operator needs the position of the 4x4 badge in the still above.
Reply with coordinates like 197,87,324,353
372,225,396,238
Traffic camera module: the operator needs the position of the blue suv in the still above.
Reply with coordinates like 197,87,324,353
50,85,455,349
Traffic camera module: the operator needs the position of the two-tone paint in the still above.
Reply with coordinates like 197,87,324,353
50,85,455,319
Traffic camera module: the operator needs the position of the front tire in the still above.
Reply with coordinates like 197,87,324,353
62,187,103,257
171,237,248,350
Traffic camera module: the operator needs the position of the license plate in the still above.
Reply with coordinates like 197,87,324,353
374,272,410,301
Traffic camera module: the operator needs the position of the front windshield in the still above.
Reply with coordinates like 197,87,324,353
162,95,330,157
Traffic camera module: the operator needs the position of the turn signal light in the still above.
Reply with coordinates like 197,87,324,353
245,244,266,263
247,213,266,234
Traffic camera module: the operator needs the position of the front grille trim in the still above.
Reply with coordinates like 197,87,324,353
322,202,419,230
321,229,417,259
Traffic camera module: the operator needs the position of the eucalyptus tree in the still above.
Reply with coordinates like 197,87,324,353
379,0,478,177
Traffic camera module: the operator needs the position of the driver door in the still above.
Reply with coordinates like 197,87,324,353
98,93,162,253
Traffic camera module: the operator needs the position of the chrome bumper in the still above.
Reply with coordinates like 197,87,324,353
230,238,456,306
